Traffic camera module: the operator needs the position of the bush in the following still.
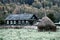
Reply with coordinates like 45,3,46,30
0,20,5,25
47,13,56,22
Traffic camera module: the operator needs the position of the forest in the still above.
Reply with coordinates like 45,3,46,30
0,0,60,24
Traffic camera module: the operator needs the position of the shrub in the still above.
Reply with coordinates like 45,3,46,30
47,13,56,22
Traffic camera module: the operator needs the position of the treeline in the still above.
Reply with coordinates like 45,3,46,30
0,0,34,5
0,0,60,6
0,0,60,24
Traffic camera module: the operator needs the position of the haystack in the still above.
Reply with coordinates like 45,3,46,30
37,16,56,31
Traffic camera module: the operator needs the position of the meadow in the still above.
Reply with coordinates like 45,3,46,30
0,28,60,40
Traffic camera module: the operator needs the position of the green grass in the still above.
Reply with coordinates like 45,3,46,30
0,29,60,40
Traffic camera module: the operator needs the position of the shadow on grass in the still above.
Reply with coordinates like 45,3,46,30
0,38,3,40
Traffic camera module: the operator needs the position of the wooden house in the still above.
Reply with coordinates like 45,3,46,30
5,13,38,25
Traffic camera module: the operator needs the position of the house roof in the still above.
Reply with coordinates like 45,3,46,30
5,14,36,20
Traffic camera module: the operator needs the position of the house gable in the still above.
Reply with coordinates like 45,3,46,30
31,15,38,20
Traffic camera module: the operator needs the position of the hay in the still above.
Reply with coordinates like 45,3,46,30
37,16,56,31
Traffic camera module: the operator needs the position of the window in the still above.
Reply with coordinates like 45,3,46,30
7,21,9,24
22,21,25,25
18,21,21,24
10,21,13,24
14,21,16,24
32,17,35,19
26,21,29,25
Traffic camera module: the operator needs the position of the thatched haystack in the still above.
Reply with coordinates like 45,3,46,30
37,16,56,31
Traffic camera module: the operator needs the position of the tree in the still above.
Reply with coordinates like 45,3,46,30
47,13,56,22
0,17,5,25
32,0,42,9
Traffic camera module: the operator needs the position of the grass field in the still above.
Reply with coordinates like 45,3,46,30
0,28,60,40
